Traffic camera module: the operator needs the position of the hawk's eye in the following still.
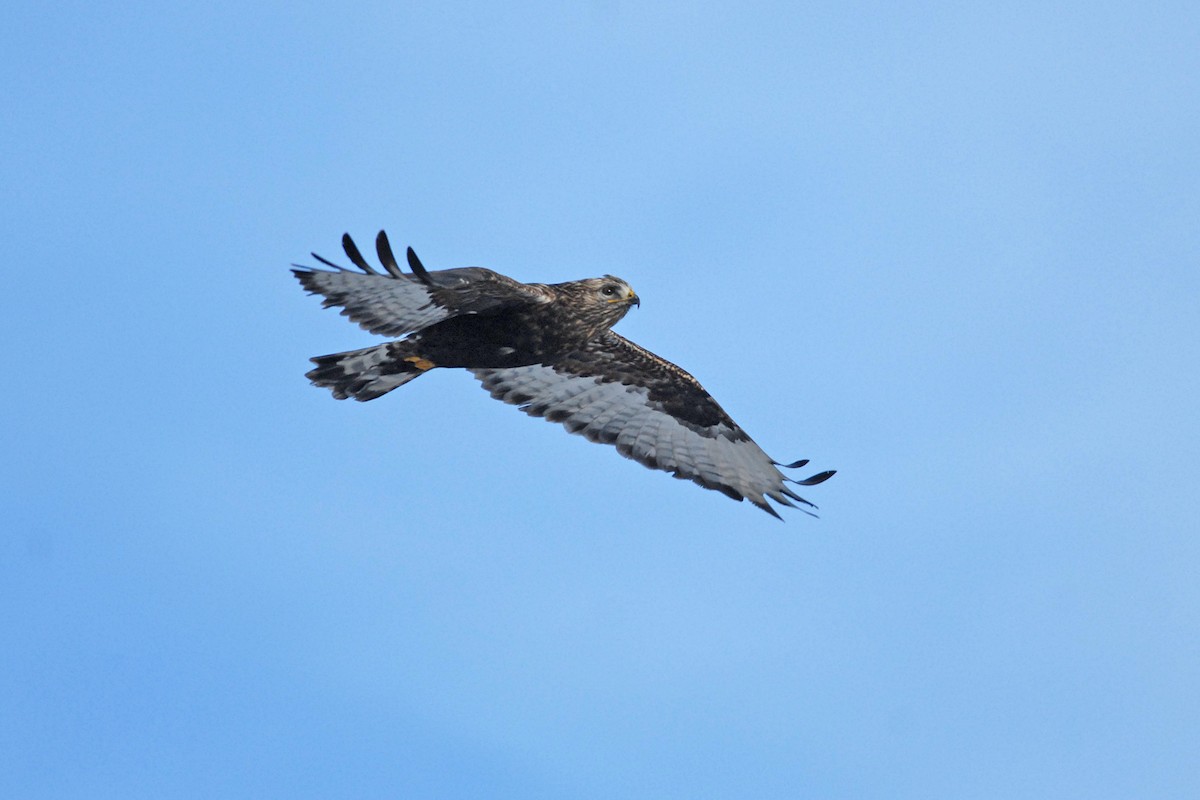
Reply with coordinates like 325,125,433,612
601,285,617,296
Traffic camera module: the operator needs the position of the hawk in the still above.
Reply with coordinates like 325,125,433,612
293,231,835,518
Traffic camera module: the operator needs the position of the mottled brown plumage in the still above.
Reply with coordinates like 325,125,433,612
293,231,834,517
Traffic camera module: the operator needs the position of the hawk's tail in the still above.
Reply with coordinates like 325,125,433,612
305,341,432,401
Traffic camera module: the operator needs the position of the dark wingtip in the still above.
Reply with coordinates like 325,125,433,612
758,501,784,521
777,459,810,469
781,485,817,508
309,251,348,271
796,469,836,486
341,233,378,274
374,231,406,279
406,246,434,286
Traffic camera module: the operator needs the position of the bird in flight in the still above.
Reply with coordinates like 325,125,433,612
293,231,834,517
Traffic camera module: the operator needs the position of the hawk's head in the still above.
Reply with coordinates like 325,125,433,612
555,275,640,336
595,275,639,308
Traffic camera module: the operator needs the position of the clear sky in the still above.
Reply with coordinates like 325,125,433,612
2,1,1197,797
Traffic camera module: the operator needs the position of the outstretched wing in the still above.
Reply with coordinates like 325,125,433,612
472,332,835,518
293,231,551,337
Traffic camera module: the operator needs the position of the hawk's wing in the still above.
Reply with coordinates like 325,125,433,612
293,231,550,337
472,332,835,518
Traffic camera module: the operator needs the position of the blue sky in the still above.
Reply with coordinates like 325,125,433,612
2,1,1197,797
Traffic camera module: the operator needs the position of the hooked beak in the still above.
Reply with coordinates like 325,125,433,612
607,288,640,307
